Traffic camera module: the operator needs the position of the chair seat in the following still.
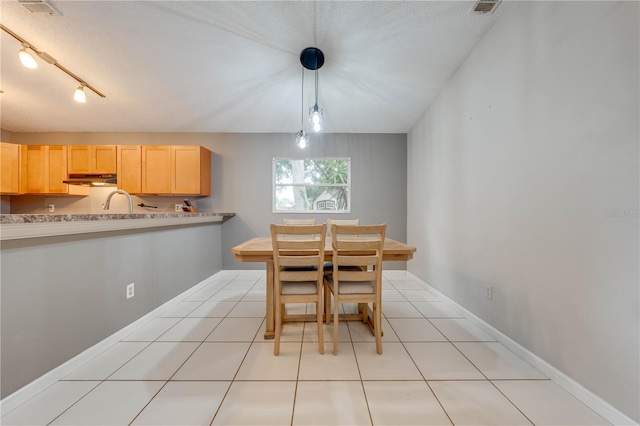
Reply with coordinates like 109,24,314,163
281,281,319,295
327,279,374,294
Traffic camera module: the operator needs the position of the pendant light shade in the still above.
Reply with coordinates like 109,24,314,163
295,130,308,149
19,44,37,69
74,84,87,103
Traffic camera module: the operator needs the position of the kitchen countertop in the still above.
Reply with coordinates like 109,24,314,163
0,212,235,240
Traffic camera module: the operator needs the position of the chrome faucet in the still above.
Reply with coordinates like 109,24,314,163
102,189,133,214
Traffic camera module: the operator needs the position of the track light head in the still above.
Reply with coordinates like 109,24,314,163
74,84,87,103
19,44,37,69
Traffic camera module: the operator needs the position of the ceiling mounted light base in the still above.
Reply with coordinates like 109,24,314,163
300,47,324,70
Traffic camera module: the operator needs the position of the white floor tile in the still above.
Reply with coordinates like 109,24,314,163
213,381,295,425
298,342,360,380
226,301,265,317
63,342,149,380
404,342,484,380
156,317,222,342
131,381,230,425
183,287,221,302
172,342,250,380
429,381,533,425
398,289,440,302
363,381,451,425
0,381,100,426
353,342,422,380
187,300,238,317
430,318,496,341
239,291,266,302
159,301,203,317
234,342,301,380
109,342,199,380
209,289,247,301
382,289,408,302
493,380,610,425
50,381,165,425
454,342,547,379
206,317,263,341
388,279,424,290
387,318,447,341
122,317,181,341
411,301,463,318
348,318,400,342
293,381,371,425
382,301,424,318
303,321,351,342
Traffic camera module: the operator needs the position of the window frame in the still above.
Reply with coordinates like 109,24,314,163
272,157,351,214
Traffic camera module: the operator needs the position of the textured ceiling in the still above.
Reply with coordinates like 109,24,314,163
0,1,503,133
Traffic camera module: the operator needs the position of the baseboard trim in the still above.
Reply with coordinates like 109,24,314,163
405,272,637,426
0,271,222,416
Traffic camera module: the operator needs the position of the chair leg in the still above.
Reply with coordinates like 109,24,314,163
317,299,324,354
374,302,382,354
274,298,281,356
324,284,331,324
333,298,339,355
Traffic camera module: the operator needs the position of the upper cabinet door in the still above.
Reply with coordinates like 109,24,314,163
142,145,171,194
20,145,70,194
68,145,116,174
117,145,142,194
0,142,21,194
171,146,210,195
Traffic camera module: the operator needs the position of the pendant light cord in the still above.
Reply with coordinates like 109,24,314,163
314,69,319,106
301,67,305,129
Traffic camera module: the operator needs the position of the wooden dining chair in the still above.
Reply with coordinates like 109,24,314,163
324,224,386,355
283,218,316,225
270,223,326,355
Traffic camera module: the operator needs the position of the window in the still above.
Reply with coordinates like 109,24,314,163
273,158,350,213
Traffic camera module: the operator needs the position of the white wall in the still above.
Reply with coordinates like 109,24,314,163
407,1,639,422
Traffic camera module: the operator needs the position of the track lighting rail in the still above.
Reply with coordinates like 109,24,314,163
1,24,105,99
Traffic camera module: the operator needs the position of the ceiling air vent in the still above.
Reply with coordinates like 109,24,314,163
17,0,61,16
470,0,502,14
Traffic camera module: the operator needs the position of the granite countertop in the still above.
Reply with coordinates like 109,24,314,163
0,212,235,224
0,212,235,240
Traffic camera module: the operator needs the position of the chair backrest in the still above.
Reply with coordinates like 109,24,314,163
271,224,327,283
331,224,386,283
282,218,316,225
326,218,359,237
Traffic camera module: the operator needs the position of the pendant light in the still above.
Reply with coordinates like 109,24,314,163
300,47,325,133
295,67,308,149
309,69,324,132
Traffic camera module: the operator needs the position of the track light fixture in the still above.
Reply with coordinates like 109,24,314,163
1,24,105,102
19,43,37,69
74,84,87,103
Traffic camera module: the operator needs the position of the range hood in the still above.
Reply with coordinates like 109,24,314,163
63,174,117,186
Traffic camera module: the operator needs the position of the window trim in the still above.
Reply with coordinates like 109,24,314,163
272,157,351,214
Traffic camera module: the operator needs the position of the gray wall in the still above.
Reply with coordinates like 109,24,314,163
10,132,408,269
407,1,639,422
1,223,223,398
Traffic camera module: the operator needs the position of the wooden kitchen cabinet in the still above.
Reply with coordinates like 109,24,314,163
117,145,142,194
20,145,88,195
141,145,210,195
68,145,117,174
1,142,21,194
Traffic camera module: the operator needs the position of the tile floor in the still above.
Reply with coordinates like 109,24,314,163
1,271,610,425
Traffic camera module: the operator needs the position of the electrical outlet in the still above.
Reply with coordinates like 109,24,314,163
485,285,493,300
175,204,182,212
126,283,135,299
48,204,55,212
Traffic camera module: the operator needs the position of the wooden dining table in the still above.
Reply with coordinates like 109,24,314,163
231,236,417,339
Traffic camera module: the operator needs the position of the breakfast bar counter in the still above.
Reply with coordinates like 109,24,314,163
0,212,235,240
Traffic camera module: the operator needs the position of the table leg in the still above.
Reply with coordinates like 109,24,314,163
264,261,275,339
